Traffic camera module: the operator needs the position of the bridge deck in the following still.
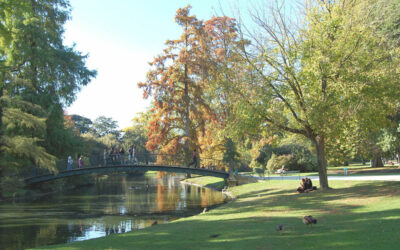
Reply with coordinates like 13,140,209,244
25,164,230,184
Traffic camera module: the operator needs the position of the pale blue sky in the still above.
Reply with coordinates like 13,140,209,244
64,0,249,129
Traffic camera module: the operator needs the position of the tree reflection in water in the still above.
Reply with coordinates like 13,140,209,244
0,173,228,250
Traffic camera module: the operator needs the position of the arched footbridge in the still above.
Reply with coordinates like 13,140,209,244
24,153,233,185
25,164,230,185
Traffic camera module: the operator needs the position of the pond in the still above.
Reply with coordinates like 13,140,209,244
0,173,228,250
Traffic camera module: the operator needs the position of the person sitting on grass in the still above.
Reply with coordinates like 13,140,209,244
305,177,312,190
297,178,306,193
297,178,316,193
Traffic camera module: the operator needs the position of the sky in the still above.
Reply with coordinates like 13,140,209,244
64,0,248,129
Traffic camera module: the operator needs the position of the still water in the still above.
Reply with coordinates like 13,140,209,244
0,173,228,250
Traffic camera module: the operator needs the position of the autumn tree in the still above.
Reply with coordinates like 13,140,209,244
138,5,244,170
138,6,216,159
197,16,244,163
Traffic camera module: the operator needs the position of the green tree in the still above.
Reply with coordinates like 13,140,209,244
377,110,400,164
230,0,400,189
123,111,153,163
223,138,240,171
70,114,93,134
0,0,96,195
0,91,57,171
90,116,120,138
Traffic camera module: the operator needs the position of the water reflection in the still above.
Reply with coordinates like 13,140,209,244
0,173,228,250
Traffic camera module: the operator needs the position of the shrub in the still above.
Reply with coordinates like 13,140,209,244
0,176,24,198
237,161,252,172
254,167,265,177
255,144,274,166
264,144,317,172
267,154,293,172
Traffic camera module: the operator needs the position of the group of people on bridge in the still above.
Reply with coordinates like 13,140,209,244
65,146,137,170
104,146,137,166
65,148,224,172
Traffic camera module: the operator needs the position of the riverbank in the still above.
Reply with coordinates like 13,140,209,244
181,176,236,202
38,178,400,249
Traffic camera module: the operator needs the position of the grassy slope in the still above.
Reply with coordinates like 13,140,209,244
37,178,400,250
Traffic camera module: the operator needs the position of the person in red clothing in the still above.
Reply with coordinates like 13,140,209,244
189,149,198,168
78,154,84,168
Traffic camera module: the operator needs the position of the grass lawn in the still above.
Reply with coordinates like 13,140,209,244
182,176,226,190
36,178,400,250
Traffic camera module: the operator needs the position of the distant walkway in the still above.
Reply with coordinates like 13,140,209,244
244,174,400,182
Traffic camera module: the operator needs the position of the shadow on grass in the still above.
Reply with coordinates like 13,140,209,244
42,181,400,250
47,208,400,250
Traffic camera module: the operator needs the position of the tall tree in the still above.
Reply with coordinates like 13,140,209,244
139,6,242,169
229,0,400,189
198,16,244,162
0,0,96,187
138,6,215,157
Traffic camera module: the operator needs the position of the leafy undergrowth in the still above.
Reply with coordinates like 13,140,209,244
36,179,400,250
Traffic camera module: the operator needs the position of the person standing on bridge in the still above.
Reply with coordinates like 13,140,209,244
109,148,114,165
78,154,84,168
67,156,73,170
113,148,118,164
129,145,135,164
120,147,125,164
103,149,108,166
189,149,198,168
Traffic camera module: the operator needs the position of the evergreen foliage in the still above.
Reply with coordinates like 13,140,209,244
0,0,96,197
223,138,240,170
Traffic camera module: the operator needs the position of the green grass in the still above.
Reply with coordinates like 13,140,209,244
183,176,226,190
36,178,400,250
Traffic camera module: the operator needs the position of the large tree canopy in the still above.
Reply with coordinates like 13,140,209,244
138,6,239,159
0,0,96,195
227,0,400,189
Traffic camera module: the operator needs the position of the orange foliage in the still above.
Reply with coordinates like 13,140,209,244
138,6,241,161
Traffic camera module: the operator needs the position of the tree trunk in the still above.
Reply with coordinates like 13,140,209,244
229,159,234,173
312,135,330,190
184,61,190,153
184,27,190,178
371,151,384,168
